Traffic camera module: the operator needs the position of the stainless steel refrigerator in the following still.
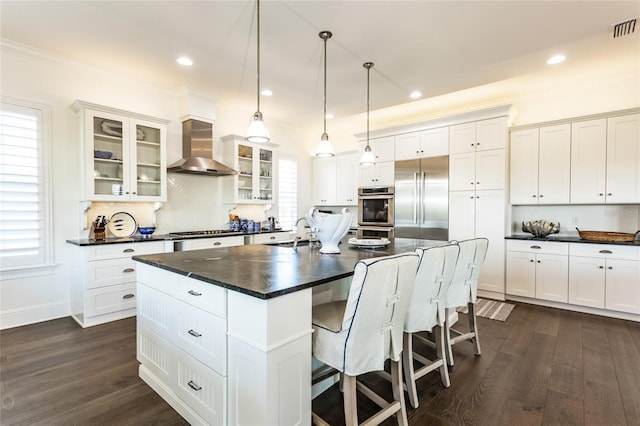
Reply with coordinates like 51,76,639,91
394,156,449,240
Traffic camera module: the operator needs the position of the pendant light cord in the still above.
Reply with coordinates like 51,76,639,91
256,0,261,113
322,32,329,135
364,62,374,147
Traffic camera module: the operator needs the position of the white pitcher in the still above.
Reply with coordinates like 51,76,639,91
305,207,352,254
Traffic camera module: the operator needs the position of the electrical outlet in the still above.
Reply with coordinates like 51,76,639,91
571,216,578,225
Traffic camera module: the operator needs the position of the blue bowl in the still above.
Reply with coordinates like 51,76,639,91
138,226,156,236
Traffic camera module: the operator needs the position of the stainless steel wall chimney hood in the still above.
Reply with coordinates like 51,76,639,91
167,119,238,176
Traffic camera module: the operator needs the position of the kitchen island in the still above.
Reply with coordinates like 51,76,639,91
132,238,440,425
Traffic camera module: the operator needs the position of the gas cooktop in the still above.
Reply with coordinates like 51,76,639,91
169,230,242,236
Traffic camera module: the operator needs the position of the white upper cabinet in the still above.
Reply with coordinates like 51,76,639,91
606,113,640,203
394,127,448,161
450,149,505,191
335,153,358,204
510,124,570,205
73,102,168,202
312,152,359,205
570,118,607,203
450,117,507,154
359,136,395,163
221,135,275,204
359,161,394,187
312,156,337,205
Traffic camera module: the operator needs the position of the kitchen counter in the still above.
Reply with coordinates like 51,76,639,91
65,229,290,246
133,237,441,299
134,237,446,425
506,234,640,246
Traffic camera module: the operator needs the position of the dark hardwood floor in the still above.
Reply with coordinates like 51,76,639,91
1,302,639,425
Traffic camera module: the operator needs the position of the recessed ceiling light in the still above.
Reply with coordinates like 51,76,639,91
409,91,422,99
547,54,566,65
325,113,334,120
177,57,193,66
261,89,273,96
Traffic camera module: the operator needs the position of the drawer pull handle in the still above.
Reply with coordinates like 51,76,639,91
122,293,135,299
213,241,222,246
123,248,135,253
530,245,541,249
188,290,202,296
270,236,276,240
188,381,202,391
188,329,202,337
123,268,135,273
599,250,613,254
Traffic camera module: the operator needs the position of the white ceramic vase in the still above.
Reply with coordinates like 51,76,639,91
305,207,352,254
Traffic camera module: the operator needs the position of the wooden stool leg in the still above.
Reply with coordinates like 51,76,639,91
434,324,451,388
467,302,481,355
391,358,409,426
343,374,358,426
402,332,419,408
444,308,454,366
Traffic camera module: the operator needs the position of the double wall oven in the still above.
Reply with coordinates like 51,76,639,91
357,186,394,239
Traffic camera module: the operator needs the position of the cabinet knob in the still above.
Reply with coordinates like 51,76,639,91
529,259,534,263
539,194,544,198
599,266,604,269
471,143,475,146
470,196,474,199
537,260,541,263
476,181,480,185
532,195,537,198
608,266,613,270
607,193,612,196
599,193,604,196
470,182,474,185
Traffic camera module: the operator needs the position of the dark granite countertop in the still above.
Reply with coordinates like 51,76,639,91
132,237,445,300
66,230,290,246
506,234,640,246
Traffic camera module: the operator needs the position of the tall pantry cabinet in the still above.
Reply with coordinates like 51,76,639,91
448,116,508,299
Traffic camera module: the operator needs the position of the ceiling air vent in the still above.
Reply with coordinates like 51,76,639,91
610,18,637,39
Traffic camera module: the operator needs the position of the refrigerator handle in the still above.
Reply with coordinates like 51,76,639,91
413,172,418,224
421,171,426,224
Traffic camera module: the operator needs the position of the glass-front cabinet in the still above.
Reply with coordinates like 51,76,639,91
221,134,276,204
73,101,168,202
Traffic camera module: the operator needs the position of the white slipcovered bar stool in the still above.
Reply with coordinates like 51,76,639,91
444,238,489,367
402,243,459,409
311,252,419,426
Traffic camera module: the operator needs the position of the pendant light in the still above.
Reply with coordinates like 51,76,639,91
360,62,376,166
245,0,270,143
315,31,335,157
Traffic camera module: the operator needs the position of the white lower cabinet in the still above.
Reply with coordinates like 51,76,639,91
137,267,227,426
70,240,166,327
176,236,245,251
568,244,640,314
248,232,294,245
506,240,569,303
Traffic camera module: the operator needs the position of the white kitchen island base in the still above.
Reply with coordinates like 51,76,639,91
136,263,313,426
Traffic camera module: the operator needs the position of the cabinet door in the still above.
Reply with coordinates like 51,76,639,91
605,259,640,314
256,147,274,202
131,118,166,201
420,127,449,157
475,149,505,190
449,152,476,191
449,122,476,154
535,253,568,303
375,162,395,186
85,110,130,201
506,251,536,297
448,191,475,241
570,119,607,203
359,165,376,187
510,128,539,205
476,117,507,151
312,157,336,205
336,153,358,205
606,114,640,203
394,132,421,161
475,190,505,293
236,143,256,202
568,256,605,308
373,136,395,162
538,124,570,204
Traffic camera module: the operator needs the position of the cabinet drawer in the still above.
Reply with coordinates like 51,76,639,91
86,258,138,289
179,236,245,251
569,243,639,260
507,240,569,255
86,283,136,318
86,241,165,260
251,232,293,244
174,348,226,426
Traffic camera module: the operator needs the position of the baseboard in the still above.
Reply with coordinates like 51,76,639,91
506,295,640,322
0,302,69,330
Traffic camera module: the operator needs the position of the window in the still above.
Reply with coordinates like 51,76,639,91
277,157,298,230
0,100,53,273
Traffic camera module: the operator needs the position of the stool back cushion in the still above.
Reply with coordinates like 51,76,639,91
405,243,459,333
313,252,418,376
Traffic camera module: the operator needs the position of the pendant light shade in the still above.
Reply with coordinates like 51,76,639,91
315,31,335,158
360,62,375,166
246,0,270,143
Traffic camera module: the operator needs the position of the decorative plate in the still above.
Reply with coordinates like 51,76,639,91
348,237,391,248
108,211,137,237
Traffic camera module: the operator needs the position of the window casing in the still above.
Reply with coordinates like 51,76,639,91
0,100,53,275
277,157,298,230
